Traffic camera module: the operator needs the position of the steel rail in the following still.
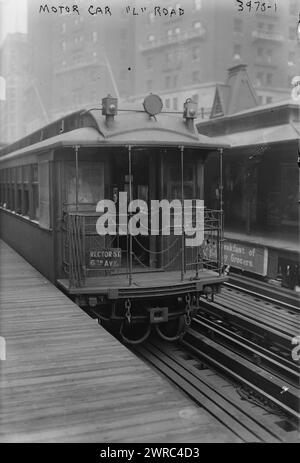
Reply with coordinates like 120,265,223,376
192,315,299,385
182,328,300,421
224,277,299,313
198,298,293,354
132,338,299,442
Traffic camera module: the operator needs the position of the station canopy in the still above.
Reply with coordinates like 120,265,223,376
210,121,300,148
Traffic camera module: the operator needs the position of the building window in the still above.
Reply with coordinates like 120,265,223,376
173,97,178,110
146,56,153,69
194,21,202,29
62,23,66,33
165,98,170,109
266,73,273,85
147,79,153,91
266,49,272,63
266,96,273,104
258,95,263,104
175,27,180,34
288,51,295,66
62,41,66,52
192,46,200,60
256,72,263,86
194,0,202,10
165,75,171,88
267,23,274,32
167,29,173,38
92,31,97,42
233,44,241,60
166,51,172,63
173,75,178,87
192,70,200,83
234,18,243,32
148,34,155,42
73,53,82,64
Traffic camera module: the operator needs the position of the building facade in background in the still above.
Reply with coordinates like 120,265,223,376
0,0,299,141
24,0,136,133
0,32,28,144
133,0,299,109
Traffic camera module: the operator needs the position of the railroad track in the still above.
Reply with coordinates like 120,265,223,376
183,316,299,420
226,274,299,312
208,285,300,357
133,336,299,443
114,280,300,441
131,284,299,441
181,284,299,417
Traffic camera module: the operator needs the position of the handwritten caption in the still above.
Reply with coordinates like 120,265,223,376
39,4,185,17
235,1,277,12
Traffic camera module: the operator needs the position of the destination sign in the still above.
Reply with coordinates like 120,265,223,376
87,248,122,269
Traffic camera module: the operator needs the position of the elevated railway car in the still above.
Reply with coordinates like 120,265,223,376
0,94,228,343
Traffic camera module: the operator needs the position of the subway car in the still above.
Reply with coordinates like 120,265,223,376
0,94,228,343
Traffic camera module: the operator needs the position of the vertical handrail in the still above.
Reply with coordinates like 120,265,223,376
128,145,133,286
74,145,80,212
219,148,224,274
67,214,73,288
180,145,185,281
82,215,86,282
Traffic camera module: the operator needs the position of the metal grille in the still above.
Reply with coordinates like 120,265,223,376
62,208,224,288
185,209,223,274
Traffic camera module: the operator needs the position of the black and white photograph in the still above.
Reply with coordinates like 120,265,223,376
0,0,299,450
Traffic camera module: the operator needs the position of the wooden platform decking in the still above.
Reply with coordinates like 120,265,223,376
0,240,239,443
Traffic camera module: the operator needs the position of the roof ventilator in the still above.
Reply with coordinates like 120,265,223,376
102,94,118,128
183,98,198,131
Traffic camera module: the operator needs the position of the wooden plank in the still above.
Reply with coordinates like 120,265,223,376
0,240,238,443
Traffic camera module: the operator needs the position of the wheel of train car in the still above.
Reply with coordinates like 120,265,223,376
120,321,152,345
155,316,185,342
